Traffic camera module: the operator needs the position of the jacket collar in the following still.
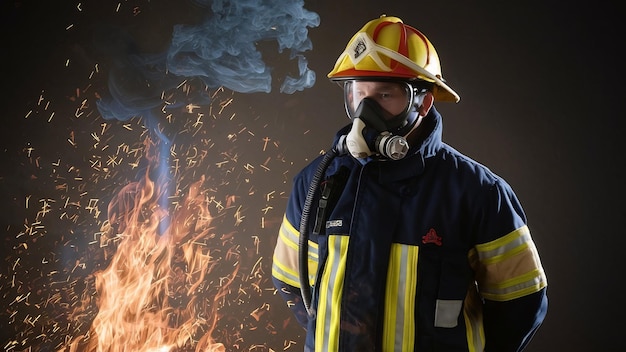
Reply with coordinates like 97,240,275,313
409,105,443,159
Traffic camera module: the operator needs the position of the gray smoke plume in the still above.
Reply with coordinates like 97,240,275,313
168,0,319,94
97,0,320,121
93,0,319,234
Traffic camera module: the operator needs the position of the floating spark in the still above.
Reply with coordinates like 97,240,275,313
2,1,319,350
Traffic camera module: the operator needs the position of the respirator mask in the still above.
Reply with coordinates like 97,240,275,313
340,80,428,161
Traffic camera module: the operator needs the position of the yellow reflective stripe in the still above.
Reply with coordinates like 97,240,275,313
403,246,418,350
383,244,418,351
473,226,547,301
479,241,529,265
272,215,319,287
383,247,400,350
475,226,530,261
279,216,319,259
271,253,300,287
316,235,349,352
463,285,485,352
480,268,547,301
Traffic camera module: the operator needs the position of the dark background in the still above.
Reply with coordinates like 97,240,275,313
2,1,624,351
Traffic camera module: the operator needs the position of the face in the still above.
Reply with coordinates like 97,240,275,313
346,80,411,120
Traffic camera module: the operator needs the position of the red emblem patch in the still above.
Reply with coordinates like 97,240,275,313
422,228,442,246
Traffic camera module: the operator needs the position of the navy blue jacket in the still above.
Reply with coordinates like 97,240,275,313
272,107,548,351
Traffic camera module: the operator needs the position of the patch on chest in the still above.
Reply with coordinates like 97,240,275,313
326,219,343,228
422,228,443,246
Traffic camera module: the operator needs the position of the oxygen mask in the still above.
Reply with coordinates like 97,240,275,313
341,80,426,161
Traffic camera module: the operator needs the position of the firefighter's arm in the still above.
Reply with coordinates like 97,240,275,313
271,162,322,328
472,180,548,350
272,276,309,328
272,212,318,329
470,223,548,351
483,287,548,351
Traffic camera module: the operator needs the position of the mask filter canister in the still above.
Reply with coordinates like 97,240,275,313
375,132,409,160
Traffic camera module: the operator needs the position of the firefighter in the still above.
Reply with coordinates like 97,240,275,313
272,15,547,351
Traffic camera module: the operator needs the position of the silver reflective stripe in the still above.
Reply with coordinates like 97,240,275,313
272,217,319,287
280,220,319,260
479,268,546,299
475,226,530,264
383,244,418,351
474,225,547,301
271,258,299,286
316,235,349,352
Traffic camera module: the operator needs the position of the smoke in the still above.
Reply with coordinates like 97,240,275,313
93,0,319,233
96,0,320,121
168,0,319,94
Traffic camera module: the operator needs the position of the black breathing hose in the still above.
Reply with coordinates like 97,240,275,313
298,140,345,317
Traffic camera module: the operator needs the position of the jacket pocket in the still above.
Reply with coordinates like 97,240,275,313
434,256,471,328
434,299,463,327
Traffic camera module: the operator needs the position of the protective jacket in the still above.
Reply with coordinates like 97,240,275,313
272,107,548,351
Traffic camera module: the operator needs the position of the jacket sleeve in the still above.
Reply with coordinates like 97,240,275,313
271,213,318,328
271,167,320,328
272,276,309,327
470,179,548,351
483,287,548,351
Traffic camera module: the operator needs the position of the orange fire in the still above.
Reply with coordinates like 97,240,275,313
67,139,234,352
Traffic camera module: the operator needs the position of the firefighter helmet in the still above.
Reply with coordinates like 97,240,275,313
328,15,460,103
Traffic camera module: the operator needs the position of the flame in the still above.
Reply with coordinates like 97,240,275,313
7,74,299,350
67,139,233,352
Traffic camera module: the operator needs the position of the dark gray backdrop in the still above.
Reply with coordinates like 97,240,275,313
2,1,623,351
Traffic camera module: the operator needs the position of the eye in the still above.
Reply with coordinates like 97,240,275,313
378,91,396,100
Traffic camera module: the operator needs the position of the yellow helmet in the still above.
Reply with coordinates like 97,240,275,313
328,15,460,103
